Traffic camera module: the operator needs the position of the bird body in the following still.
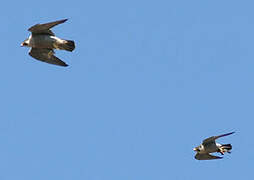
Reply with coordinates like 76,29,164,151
21,19,75,67
197,143,219,154
193,132,235,160
25,34,54,48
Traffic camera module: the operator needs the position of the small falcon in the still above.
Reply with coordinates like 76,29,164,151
193,132,235,160
21,19,75,67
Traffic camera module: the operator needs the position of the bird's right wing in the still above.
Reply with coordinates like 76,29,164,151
28,19,68,35
29,48,68,67
195,153,223,160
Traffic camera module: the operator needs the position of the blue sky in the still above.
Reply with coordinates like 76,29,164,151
0,0,253,179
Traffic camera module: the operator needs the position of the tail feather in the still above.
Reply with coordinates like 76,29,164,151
59,40,75,52
221,144,232,154
222,144,232,150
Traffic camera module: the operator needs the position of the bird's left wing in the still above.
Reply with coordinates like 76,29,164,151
203,132,235,145
28,19,68,35
202,136,217,145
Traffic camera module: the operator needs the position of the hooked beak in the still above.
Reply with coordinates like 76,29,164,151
193,147,198,151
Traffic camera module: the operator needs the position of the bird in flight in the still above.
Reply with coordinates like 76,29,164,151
21,19,75,67
193,132,235,160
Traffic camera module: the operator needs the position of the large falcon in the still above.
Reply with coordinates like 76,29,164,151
193,132,235,160
21,19,75,67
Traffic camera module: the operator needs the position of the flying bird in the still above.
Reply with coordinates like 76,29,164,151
21,19,75,66
193,132,235,160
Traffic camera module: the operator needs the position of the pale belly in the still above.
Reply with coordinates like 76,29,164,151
203,143,220,153
30,35,56,48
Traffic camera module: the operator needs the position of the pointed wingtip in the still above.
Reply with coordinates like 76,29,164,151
228,131,235,135
61,19,68,23
216,131,235,139
55,19,68,25
60,62,69,67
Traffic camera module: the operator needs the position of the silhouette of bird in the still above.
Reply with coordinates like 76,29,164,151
193,132,235,160
21,19,75,66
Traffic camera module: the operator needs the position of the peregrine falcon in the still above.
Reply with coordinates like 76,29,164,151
21,19,75,67
193,132,235,160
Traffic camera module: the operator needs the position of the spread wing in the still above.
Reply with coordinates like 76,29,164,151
195,153,223,160
28,19,68,35
29,48,68,67
203,132,235,145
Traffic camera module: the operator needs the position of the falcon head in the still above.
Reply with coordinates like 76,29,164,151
21,39,29,47
193,145,202,152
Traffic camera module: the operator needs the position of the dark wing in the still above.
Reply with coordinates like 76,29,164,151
195,153,223,160
28,19,68,35
29,48,68,67
214,132,235,139
203,132,235,145
202,136,217,146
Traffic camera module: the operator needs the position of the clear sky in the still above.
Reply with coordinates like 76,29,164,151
0,0,253,179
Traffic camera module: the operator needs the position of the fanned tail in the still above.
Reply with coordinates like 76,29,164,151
222,144,232,150
220,144,232,154
59,40,75,51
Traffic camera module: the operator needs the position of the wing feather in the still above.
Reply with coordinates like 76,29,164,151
29,48,68,67
28,19,68,35
195,153,223,160
203,132,235,145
